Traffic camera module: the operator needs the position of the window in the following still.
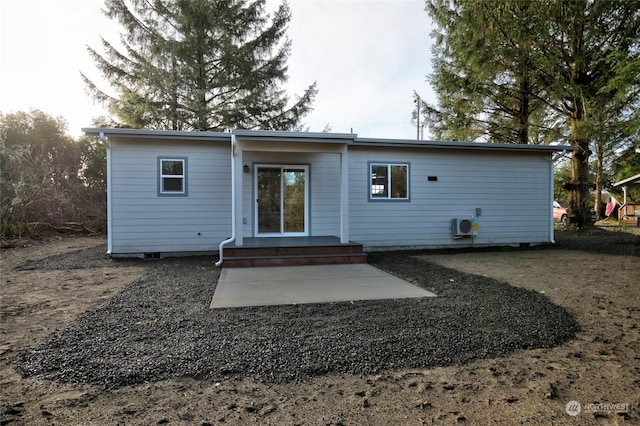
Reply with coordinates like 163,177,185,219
158,157,187,196
369,162,409,201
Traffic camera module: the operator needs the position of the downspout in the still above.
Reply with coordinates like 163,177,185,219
549,151,560,244
98,132,113,254
215,133,236,266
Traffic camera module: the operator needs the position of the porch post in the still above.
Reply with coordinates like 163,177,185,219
340,145,350,244
234,142,244,246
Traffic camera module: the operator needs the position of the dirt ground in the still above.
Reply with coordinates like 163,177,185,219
1,232,639,425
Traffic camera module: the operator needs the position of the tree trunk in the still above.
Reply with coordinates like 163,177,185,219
170,55,180,131
566,115,591,228
594,145,604,220
565,7,591,229
517,74,530,144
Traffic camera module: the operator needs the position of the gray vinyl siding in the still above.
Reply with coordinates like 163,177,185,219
241,152,340,237
107,135,555,254
348,146,553,250
109,138,231,254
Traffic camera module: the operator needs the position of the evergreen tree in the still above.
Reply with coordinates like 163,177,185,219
425,0,550,144
535,0,639,226
425,0,640,227
82,0,317,131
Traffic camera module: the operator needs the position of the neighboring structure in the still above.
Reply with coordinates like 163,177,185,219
83,128,571,260
613,173,640,226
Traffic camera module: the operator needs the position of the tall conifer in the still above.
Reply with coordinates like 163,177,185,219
82,0,317,131
425,0,640,226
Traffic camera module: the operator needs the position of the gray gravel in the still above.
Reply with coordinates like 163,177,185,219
17,245,579,389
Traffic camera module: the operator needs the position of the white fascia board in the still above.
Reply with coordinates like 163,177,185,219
232,129,357,144
82,128,574,153
353,138,574,153
82,127,231,142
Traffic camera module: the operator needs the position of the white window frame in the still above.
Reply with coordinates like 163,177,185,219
368,162,410,201
158,157,188,196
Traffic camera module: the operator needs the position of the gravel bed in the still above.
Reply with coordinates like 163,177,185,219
17,246,579,389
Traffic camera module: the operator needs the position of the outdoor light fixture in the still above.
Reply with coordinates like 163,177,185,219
243,164,250,173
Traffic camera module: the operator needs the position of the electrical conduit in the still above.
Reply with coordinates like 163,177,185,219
215,133,236,266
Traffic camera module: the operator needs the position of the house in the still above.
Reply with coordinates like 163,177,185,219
83,128,571,265
613,173,640,226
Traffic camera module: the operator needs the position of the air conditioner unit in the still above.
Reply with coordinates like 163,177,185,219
452,217,478,238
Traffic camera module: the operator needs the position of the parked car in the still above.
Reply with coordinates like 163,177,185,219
553,201,597,224
553,201,567,224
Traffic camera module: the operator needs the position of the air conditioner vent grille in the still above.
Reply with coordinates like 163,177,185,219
458,219,472,234
452,217,478,238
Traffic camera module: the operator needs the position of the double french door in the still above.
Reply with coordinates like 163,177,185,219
255,165,309,236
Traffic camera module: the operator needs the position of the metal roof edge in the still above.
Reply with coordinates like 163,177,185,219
232,129,357,142
353,137,574,152
81,127,231,141
81,128,574,153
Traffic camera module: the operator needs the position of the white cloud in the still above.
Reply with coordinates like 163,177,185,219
0,0,435,139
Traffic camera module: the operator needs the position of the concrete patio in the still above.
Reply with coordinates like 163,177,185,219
211,263,436,308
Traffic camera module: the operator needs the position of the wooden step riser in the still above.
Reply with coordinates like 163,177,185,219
224,245,364,258
222,254,368,268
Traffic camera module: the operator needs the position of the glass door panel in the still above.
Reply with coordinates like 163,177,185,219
283,168,305,233
257,167,281,233
256,165,308,236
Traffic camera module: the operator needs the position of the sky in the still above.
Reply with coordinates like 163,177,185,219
0,0,436,139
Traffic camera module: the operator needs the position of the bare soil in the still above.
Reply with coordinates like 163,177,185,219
1,230,638,425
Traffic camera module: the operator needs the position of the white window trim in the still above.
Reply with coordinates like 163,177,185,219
158,157,188,197
368,162,410,201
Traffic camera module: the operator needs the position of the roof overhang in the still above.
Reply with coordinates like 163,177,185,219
82,127,574,153
353,137,573,153
81,127,231,142
613,173,640,187
233,129,357,144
